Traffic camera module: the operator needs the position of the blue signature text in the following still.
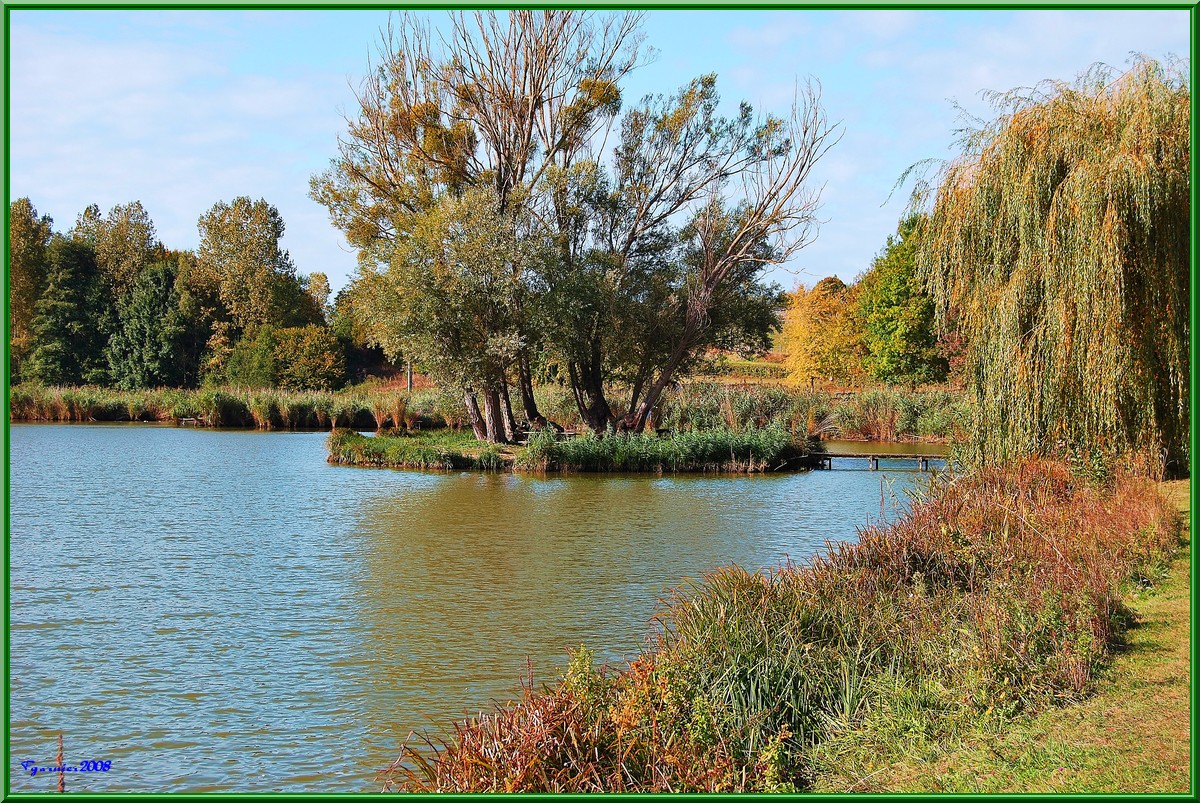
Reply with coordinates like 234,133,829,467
20,760,111,777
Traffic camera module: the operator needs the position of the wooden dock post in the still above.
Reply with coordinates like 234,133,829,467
57,733,64,793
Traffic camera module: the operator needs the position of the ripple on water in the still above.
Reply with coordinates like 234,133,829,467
10,424,928,792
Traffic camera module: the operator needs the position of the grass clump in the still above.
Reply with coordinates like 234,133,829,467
380,459,1181,792
326,429,502,471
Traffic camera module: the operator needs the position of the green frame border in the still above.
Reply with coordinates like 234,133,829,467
1,1,1195,799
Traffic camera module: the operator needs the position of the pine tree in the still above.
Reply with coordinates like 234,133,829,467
107,262,188,389
25,237,114,385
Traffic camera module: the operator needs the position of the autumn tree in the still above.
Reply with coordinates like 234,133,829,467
305,272,332,316
8,198,54,379
318,12,840,439
71,201,161,300
909,57,1189,476
780,276,865,385
313,9,646,439
273,325,346,391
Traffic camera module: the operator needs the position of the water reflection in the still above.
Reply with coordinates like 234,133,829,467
11,424,931,792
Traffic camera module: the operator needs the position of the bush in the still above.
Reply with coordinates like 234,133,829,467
274,325,347,391
224,327,279,389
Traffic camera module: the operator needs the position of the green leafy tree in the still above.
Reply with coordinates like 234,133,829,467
106,262,188,389
856,215,947,386
25,237,114,385
224,326,280,389
313,10,646,438
318,12,840,438
8,198,54,379
351,186,527,441
909,57,1189,476
171,250,219,387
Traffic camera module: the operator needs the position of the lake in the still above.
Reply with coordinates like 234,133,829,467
9,424,942,792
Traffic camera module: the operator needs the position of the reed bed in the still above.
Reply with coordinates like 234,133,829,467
8,383,469,432
379,459,1180,792
11,382,968,443
516,425,808,473
653,382,969,442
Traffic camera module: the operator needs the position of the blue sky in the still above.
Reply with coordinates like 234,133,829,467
9,8,1189,294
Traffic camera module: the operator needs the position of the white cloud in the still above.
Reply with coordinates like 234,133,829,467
10,20,360,290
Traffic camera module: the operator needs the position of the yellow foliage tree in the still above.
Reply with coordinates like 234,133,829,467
780,276,865,386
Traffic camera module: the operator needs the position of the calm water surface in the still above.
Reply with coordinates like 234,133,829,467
10,424,942,792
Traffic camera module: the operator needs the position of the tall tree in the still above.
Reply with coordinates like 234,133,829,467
8,198,54,379
313,9,646,437
318,12,840,439
856,214,947,386
197,197,311,332
909,57,1189,476
71,201,161,300
24,237,114,386
106,261,188,389
305,272,332,317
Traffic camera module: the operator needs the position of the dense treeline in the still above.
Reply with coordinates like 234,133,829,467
8,197,382,391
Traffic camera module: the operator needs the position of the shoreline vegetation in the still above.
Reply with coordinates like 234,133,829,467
821,479,1189,793
7,381,969,439
378,460,1183,792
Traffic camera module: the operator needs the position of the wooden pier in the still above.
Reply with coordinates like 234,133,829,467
815,452,942,471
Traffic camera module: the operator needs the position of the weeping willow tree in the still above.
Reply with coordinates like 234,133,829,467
907,56,1190,477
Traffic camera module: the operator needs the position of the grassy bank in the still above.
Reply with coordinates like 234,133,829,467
806,479,1191,793
327,426,812,474
379,460,1181,792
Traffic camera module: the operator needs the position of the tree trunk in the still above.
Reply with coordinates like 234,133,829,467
517,349,549,429
620,336,696,434
480,386,509,444
569,354,615,435
499,379,519,442
464,391,488,441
